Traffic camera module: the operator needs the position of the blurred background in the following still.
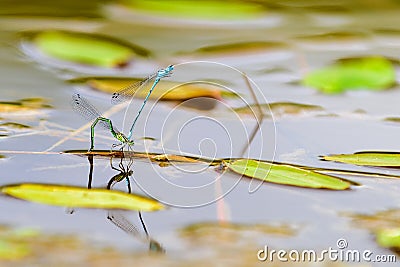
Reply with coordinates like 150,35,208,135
1,0,400,266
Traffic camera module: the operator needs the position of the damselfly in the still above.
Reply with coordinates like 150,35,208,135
111,64,174,140
71,65,173,151
71,93,132,151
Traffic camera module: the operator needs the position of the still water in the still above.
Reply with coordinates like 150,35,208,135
1,1,400,266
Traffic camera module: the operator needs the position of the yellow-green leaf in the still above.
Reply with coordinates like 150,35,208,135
226,159,351,190
122,0,264,20
0,241,30,260
69,77,223,101
322,152,400,167
1,183,164,211
303,56,396,94
376,228,400,249
33,31,148,67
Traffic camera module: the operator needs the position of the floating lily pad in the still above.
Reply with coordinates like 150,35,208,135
1,183,164,211
31,31,149,68
225,159,351,190
303,56,396,94
69,77,223,100
122,0,264,20
322,151,400,167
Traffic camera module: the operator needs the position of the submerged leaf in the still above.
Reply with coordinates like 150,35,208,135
32,31,148,67
1,183,164,211
122,0,264,20
322,151,400,167
303,56,395,94
226,159,351,190
69,77,223,100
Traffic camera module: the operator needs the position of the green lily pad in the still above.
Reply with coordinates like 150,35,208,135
303,56,396,94
32,31,149,67
0,240,30,260
225,159,351,190
1,183,164,211
122,0,264,20
322,151,400,167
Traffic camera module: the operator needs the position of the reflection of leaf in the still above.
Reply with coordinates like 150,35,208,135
303,56,395,94
322,151,400,167
69,77,223,100
226,159,351,190
1,183,164,211
122,0,264,20
32,31,148,67
234,102,324,117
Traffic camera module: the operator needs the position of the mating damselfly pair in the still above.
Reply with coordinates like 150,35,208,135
71,65,174,151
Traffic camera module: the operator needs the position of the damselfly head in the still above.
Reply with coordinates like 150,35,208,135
111,93,119,100
157,65,174,79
